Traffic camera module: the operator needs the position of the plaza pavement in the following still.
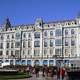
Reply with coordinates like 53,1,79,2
16,74,69,80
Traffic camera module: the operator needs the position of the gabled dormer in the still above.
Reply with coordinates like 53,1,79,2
35,18,43,29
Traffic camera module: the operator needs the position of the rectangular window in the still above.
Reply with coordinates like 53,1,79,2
0,43,3,49
15,50,20,57
28,33,31,38
55,48,62,56
71,49,75,57
6,43,9,48
15,32,21,39
71,39,75,46
0,51,3,56
65,39,68,46
50,39,53,47
6,50,9,55
71,29,75,34
44,49,47,55
44,31,47,36
28,50,31,55
23,50,25,55
23,33,26,38
50,31,53,36
55,29,62,36
44,40,48,47
7,35,10,39
12,34,14,39
34,32,40,38
34,40,40,47
55,39,62,46
50,49,53,55
28,41,31,47
65,30,68,35
23,41,26,48
11,42,14,48
65,48,69,56
34,49,40,56
0,34,4,40
15,42,20,48
11,51,13,56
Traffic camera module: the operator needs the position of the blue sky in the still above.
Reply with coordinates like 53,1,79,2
0,0,80,26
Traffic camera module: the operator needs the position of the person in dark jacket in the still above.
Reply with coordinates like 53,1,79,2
35,67,39,77
57,67,60,80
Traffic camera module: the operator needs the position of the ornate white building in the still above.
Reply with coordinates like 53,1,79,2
0,17,80,67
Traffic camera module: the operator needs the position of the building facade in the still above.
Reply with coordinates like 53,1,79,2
0,17,80,67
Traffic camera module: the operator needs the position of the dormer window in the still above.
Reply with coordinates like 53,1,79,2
35,18,43,29
39,23,41,26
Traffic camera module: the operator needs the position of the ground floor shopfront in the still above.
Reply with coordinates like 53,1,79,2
0,58,80,67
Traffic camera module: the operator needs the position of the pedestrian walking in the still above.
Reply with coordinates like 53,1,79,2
57,67,60,80
35,67,39,77
42,67,45,77
60,67,65,80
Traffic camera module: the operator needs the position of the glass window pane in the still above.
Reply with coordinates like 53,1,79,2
50,31,53,36
34,40,40,47
55,39,62,46
44,31,47,36
71,29,75,34
0,43,3,49
55,48,62,56
15,42,20,48
55,29,62,36
34,32,40,38
65,30,68,35
44,40,48,47
50,39,53,47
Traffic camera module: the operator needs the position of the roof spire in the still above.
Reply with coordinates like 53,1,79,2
3,18,11,31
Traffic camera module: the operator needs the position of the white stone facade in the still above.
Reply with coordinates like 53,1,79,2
0,17,80,67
